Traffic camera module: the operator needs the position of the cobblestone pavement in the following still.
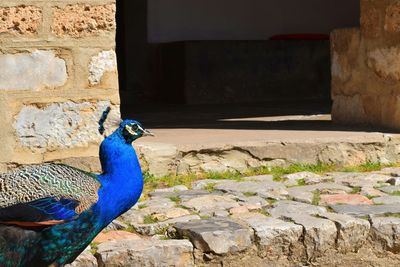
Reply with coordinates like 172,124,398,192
69,168,400,267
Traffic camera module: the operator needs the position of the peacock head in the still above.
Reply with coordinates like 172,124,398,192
119,120,154,143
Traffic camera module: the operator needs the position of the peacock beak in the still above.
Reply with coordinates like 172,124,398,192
143,129,155,137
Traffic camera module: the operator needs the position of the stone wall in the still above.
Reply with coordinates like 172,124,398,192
332,0,400,130
0,0,120,171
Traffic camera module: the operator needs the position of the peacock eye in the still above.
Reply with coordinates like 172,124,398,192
131,124,139,131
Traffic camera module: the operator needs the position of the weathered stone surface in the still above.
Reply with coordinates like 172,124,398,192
335,173,392,188
361,4,381,38
0,6,42,35
214,180,288,200
361,187,387,198
14,101,120,152
379,185,400,194
270,201,327,218
0,50,67,91
373,196,400,205
287,214,337,259
181,195,239,213
283,172,324,186
94,231,142,244
370,217,400,252
385,3,400,33
136,143,179,177
179,149,269,175
174,218,252,255
367,47,400,81
96,239,194,267
154,185,188,193
287,183,352,204
319,213,370,252
88,50,117,85
331,204,400,217
331,28,361,83
103,220,129,232
52,4,116,37
67,248,97,267
134,215,200,236
239,215,303,258
320,194,373,206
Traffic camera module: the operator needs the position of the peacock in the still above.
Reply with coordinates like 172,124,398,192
0,108,153,266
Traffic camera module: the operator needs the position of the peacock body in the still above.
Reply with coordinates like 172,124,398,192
0,118,151,267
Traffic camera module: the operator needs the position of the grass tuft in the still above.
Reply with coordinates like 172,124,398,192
312,191,321,206
143,215,159,225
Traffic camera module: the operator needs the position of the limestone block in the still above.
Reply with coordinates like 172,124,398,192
88,50,117,86
331,28,361,82
0,50,67,91
385,2,400,33
52,4,116,37
361,0,382,38
331,95,368,125
0,6,42,35
174,218,252,255
367,46,400,81
96,239,194,267
14,100,120,152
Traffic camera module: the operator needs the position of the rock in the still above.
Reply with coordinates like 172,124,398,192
386,177,400,186
318,213,370,252
378,167,400,177
88,50,117,85
286,188,314,204
177,190,217,201
361,187,387,198
96,239,194,267
373,196,400,205
191,179,230,190
243,175,274,182
237,215,303,258
283,172,324,186
334,173,391,188
136,143,179,177
94,231,142,244
15,101,119,152
229,206,250,215
174,218,252,255
378,186,400,194
181,195,239,213
287,183,352,204
331,204,400,217
270,201,327,218
235,195,268,208
319,194,373,206
286,214,337,259
154,185,189,193
214,180,288,200
134,215,200,236
0,50,67,91
213,210,230,217
67,247,97,267
103,220,129,232
370,217,400,252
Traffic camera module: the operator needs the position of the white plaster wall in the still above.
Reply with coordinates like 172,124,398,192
148,0,360,43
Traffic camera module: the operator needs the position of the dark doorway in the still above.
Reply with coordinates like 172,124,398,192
116,0,360,122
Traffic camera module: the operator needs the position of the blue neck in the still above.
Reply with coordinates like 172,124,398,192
94,130,144,225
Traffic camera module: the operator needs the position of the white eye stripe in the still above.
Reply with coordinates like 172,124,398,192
126,125,138,135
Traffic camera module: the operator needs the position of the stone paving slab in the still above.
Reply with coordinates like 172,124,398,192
71,169,400,266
